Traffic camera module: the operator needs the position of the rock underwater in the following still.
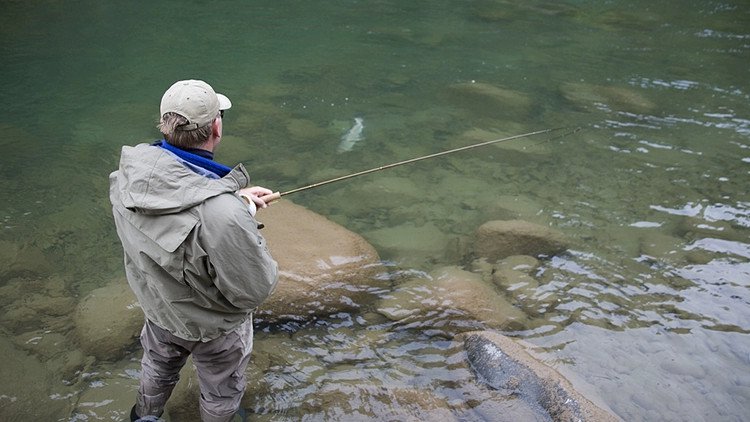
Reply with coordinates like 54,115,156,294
376,266,529,332
74,281,142,361
474,219,568,261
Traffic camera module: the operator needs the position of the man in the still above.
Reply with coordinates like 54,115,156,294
109,79,279,422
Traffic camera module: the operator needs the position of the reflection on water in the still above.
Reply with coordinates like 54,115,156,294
1,0,749,421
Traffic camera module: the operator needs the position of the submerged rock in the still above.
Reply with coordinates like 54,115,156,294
364,221,450,268
257,200,384,322
560,82,655,113
0,276,75,334
677,215,744,243
490,195,546,220
376,266,528,331
461,330,622,421
489,255,541,290
638,230,685,259
74,280,143,361
448,82,533,119
474,219,568,261
0,241,52,279
14,329,91,383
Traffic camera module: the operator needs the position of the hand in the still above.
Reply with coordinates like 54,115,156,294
238,186,274,209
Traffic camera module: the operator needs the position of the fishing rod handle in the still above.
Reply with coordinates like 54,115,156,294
261,191,282,204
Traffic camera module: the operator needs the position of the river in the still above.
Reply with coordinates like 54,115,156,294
0,1,748,421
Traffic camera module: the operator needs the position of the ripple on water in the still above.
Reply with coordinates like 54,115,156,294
247,315,506,420
670,259,750,332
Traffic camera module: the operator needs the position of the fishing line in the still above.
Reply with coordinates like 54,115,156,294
263,126,582,202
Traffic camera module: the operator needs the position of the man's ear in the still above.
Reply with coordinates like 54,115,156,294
211,118,222,138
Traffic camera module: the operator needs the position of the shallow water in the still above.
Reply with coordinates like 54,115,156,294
1,0,749,421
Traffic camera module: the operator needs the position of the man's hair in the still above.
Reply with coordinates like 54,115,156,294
157,112,214,149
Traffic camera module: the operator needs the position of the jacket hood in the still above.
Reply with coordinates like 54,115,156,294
110,143,249,215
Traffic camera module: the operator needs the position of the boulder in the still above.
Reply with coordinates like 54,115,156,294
461,330,622,422
490,195,545,220
639,231,685,258
677,215,744,243
363,221,449,268
376,266,528,331
448,82,533,119
0,276,76,334
14,329,92,382
560,82,655,113
474,220,568,261
257,200,383,322
0,241,52,279
489,255,541,292
74,280,143,361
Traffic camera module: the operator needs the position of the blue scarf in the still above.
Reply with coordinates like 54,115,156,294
156,139,232,178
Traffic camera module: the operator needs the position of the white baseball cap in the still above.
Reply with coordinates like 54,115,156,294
160,79,232,131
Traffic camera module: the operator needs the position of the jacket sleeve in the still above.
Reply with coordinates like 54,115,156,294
199,194,279,310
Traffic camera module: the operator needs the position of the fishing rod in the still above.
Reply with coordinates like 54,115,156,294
261,126,581,203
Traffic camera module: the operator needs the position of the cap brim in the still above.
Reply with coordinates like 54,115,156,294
217,93,232,110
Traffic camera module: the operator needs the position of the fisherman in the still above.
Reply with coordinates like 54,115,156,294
109,79,279,422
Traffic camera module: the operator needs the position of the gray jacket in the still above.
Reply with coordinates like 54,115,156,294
109,143,278,341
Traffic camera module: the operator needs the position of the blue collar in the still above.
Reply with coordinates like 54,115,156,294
155,140,232,178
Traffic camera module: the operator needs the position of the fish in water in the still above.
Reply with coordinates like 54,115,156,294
337,117,365,153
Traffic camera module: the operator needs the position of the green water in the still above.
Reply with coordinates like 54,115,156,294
1,0,749,420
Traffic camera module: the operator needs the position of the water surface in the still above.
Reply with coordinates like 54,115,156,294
0,1,748,421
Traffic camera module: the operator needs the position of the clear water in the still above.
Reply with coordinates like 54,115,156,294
1,0,749,421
